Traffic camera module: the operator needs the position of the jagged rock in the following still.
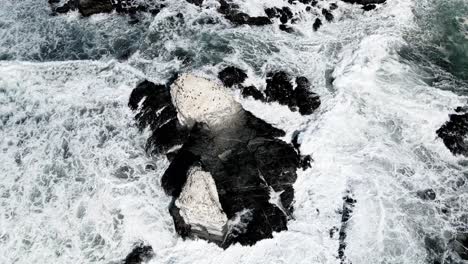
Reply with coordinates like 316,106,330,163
313,18,322,31
216,68,321,116
225,12,271,26
218,0,271,26
436,108,468,156
123,243,154,264
362,4,377,11
295,76,321,115
50,0,166,17
129,74,308,247
265,71,321,115
53,1,76,14
265,71,295,106
242,85,265,100
322,9,334,22
218,66,248,87
128,80,189,155
79,0,113,16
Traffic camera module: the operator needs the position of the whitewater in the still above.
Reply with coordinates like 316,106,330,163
0,0,467,263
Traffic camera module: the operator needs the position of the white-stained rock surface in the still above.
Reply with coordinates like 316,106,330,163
175,166,228,241
170,74,242,130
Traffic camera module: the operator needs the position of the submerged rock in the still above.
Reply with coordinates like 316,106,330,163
436,108,468,156
338,192,356,263
416,189,436,200
129,74,311,247
123,243,154,264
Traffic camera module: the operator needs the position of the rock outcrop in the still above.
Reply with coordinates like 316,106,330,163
129,73,319,248
218,0,272,26
49,0,385,32
218,66,321,116
436,106,468,156
50,0,166,16
174,166,228,242
123,243,154,264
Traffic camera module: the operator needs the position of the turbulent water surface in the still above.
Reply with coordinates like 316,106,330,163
1,0,467,263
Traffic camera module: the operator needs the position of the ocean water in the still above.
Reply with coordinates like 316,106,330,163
0,0,467,263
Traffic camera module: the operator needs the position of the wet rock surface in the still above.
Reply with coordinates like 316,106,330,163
123,243,154,264
50,0,166,16
218,66,248,88
436,107,468,156
49,0,385,31
218,0,271,26
218,66,321,115
129,73,319,248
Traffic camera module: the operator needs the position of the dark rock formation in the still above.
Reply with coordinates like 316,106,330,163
218,66,248,87
436,107,468,156
128,80,189,156
49,0,385,33
338,192,356,264
241,85,265,100
265,71,321,115
218,0,271,26
313,18,322,31
123,243,154,264
322,9,334,22
279,24,295,33
362,4,377,11
129,74,315,248
79,0,113,16
217,67,321,116
265,71,297,106
50,0,166,17
294,76,321,115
